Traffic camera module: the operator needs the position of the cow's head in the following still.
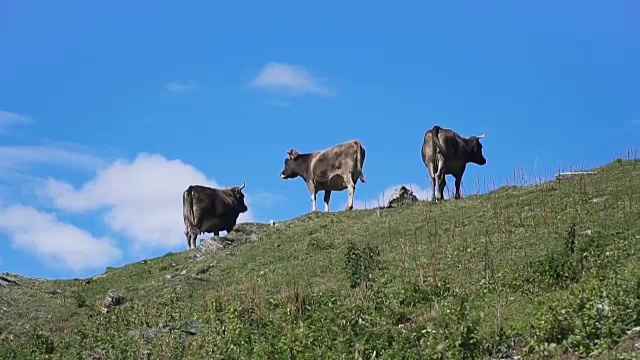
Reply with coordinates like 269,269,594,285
231,181,248,213
280,149,300,179
467,132,487,166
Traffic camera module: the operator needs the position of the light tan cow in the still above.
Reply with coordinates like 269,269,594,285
280,140,367,212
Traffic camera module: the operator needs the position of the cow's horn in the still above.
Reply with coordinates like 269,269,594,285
476,131,487,139
239,181,246,191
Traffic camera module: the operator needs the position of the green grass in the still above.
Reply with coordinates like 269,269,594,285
2,157,640,359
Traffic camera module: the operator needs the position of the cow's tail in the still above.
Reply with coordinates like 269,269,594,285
431,125,445,178
355,140,366,184
431,125,445,154
182,186,196,234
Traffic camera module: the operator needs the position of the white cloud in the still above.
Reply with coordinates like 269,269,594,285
166,80,197,93
0,145,104,173
0,111,32,131
250,62,335,96
0,204,122,271
42,153,256,251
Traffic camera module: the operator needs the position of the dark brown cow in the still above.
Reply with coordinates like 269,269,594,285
421,125,487,201
280,140,367,212
182,182,248,250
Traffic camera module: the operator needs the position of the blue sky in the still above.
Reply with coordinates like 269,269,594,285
0,0,638,279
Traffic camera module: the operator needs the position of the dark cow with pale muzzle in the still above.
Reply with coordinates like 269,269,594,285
182,182,248,250
421,125,487,202
280,139,367,213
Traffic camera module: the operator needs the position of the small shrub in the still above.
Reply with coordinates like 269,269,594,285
28,330,55,357
399,277,453,308
74,292,87,308
521,223,615,294
526,273,640,357
343,241,382,289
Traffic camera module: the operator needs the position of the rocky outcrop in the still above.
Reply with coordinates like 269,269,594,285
386,186,419,208
189,222,271,260
0,273,20,289
555,171,596,181
102,292,126,314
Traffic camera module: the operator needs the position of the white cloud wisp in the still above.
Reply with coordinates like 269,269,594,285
0,204,122,271
250,62,335,96
43,153,256,251
0,145,104,173
0,111,32,131
166,80,197,93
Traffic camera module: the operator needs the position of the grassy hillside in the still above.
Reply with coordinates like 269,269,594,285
2,158,640,359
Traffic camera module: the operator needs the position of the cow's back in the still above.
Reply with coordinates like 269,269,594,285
310,140,364,190
312,141,359,178
190,186,240,219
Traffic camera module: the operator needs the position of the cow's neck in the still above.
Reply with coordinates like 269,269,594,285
294,153,314,181
461,138,475,163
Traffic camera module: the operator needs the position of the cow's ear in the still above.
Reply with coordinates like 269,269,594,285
288,149,299,160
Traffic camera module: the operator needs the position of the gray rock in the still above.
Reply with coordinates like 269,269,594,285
0,273,20,288
128,321,206,341
627,326,640,336
128,326,169,340
189,222,270,260
102,292,126,314
387,186,419,208
555,171,596,181
183,320,206,335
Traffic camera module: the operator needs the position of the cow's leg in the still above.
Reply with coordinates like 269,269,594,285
187,230,198,250
306,182,318,212
323,190,331,212
454,174,463,200
310,190,319,212
345,178,356,211
185,226,197,250
434,156,446,201
213,231,220,237
428,165,436,202
437,174,446,201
